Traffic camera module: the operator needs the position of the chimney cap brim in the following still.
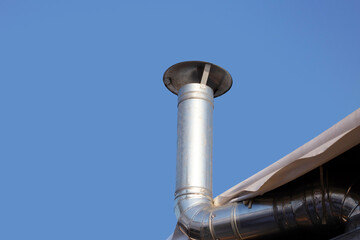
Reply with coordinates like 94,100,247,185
163,61,232,98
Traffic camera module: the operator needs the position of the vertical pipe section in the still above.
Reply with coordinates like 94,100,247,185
175,83,214,219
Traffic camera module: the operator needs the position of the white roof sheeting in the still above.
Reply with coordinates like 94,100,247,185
214,108,360,206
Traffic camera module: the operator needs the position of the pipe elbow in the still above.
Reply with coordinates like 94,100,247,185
175,195,212,239
176,195,246,240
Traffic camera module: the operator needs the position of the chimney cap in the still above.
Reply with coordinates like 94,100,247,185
163,61,232,98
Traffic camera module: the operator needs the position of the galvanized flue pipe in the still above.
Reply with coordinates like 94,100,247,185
164,61,232,230
174,83,214,219
163,61,360,240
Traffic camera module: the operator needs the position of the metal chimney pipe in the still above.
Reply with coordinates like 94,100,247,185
163,61,233,231
175,83,214,210
164,62,360,240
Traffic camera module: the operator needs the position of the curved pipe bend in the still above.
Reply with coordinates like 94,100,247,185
172,81,360,239
176,184,360,240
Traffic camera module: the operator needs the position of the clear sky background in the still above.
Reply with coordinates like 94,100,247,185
1,1,359,239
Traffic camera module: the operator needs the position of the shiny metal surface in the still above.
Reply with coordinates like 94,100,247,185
174,83,214,223
164,61,360,240
175,83,214,199
175,178,360,240
163,61,232,98
167,61,232,240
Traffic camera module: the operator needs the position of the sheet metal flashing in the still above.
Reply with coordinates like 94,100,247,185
214,108,360,206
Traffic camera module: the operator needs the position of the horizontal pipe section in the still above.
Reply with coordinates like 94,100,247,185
177,182,360,240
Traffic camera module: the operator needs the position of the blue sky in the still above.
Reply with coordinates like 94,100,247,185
1,1,359,239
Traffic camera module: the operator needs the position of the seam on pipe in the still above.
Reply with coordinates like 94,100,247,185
303,188,314,225
311,186,322,224
175,193,213,202
348,203,360,220
341,184,354,221
175,187,213,199
187,206,207,232
319,166,326,224
209,212,216,240
231,204,243,240
178,97,214,108
273,197,282,232
289,195,295,229
326,166,335,221
178,90,214,100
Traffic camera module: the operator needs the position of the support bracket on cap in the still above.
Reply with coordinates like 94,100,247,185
200,64,211,87
163,61,233,98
